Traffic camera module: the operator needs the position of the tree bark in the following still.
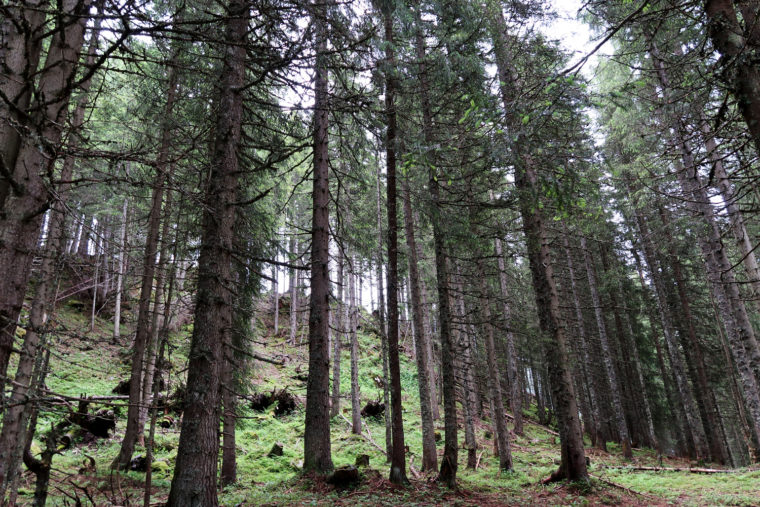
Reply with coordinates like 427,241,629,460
410,0,458,486
0,0,90,393
303,0,333,474
0,0,48,211
704,0,760,155
402,176,437,471
166,1,246,503
113,47,179,471
350,255,362,434
382,5,408,485
487,0,587,481
493,231,523,435
476,263,513,470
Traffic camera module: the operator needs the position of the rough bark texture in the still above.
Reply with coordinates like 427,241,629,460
383,7,408,485
303,0,333,474
166,1,246,504
705,0,760,155
402,176,437,472
0,0,48,211
0,17,99,491
410,1,458,486
0,0,90,394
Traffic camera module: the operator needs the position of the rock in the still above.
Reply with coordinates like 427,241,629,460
326,465,359,487
130,455,147,472
268,442,284,457
355,454,370,467
360,400,384,419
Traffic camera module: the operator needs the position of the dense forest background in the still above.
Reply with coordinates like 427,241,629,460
2,0,760,505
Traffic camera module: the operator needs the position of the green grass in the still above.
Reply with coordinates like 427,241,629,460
14,302,760,506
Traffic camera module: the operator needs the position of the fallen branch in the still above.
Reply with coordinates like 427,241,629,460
475,450,484,470
602,465,732,474
408,455,421,480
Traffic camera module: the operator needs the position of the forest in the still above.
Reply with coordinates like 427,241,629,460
2,0,760,505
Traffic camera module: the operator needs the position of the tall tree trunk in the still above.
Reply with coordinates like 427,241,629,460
658,206,729,463
476,263,513,470
628,196,709,459
382,5,408,485
273,264,279,334
493,231,523,435
487,0,587,481
410,0,458,486
0,0,48,210
166,1,246,503
331,248,344,418
581,237,633,459
701,121,760,311
375,166,393,460
0,0,90,393
113,197,129,342
303,0,333,474
113,48,179,470
401,176,437,471
289,214,299,345
562,231,604,449
350,255,362,434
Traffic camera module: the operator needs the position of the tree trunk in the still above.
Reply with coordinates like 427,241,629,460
0,0,90,393
561,231,603,449
0,0,48,210
704,0,760,155
476,263,513,470
302,0,333,475
331,248,344,418
113,197,129,342
113,48,179,471
166,1,246,503
628,195,709,459
401,176,437,471
493,231,523,435
410,0,459,486
658,206,728,463
487,0,587,481
375,167,393,461
383,5,408,485
350,255,362,434
581,237,633,459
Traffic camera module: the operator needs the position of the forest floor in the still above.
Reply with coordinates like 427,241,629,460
11,297,760,506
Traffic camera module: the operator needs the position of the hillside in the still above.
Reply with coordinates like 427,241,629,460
11,298,759,506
